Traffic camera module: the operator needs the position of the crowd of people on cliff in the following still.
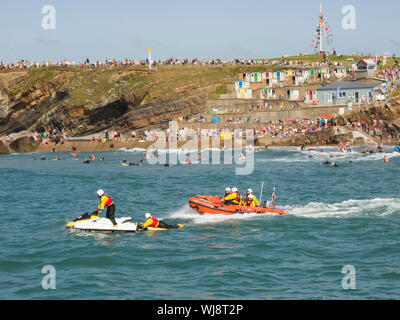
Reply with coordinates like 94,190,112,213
0,57,232,70
0,52,356,70
376,66,400,100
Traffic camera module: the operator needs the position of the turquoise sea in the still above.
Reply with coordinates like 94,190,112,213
0,146,399,299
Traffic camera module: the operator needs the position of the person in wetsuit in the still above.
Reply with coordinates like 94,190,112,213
139,213,179,229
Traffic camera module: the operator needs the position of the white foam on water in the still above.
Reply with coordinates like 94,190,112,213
284,198,400,218
118,148,147,153
255,148,400,164
299,147,400,163
165,204,281,225
166,198,400,223
119,147,250,154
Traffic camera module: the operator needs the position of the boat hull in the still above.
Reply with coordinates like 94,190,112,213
189,196,288,215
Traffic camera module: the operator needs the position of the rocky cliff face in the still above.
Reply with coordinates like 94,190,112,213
0,66,220,137
332,99,400,142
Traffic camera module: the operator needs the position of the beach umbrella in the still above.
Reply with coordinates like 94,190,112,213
321,113,333,118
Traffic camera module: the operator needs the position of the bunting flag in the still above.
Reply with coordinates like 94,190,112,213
310,5,333,52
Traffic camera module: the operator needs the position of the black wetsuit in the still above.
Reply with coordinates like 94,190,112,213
106,204,117,225
157,221,178,229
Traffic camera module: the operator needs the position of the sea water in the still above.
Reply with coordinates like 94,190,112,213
0,147,399,299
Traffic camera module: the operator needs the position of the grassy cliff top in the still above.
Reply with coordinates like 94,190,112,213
1,54,398,106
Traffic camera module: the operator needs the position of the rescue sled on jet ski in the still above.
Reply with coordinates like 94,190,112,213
189,196,288,215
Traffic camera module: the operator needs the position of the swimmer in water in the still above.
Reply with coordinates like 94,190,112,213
330,162,339,167
384,155,389,163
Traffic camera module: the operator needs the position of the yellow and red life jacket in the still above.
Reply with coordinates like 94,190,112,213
243,195,251,206
104,194,113,206
232,192,241,205
149,216,159,227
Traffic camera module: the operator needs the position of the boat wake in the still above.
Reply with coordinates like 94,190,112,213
165,204,279,225
166,198,400,223
284,197,400,218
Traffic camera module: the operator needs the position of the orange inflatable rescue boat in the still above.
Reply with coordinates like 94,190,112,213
189,196,289,215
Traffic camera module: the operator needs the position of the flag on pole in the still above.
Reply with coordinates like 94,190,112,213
271,187,276,206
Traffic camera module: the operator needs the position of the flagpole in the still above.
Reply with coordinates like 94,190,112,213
148,46,152,70
259,181,264,205
320,3,323,54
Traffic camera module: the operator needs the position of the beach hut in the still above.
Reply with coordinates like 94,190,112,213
243,89,253,99
286,89,300,101
356,59,377,76
260,88,276,99
235,80,249,91
305,90,318,103
237,88,244,99
250,72,262,83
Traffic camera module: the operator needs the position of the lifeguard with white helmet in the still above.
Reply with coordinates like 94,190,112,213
95,189,117,227
243,188,259,207
222,187,241,205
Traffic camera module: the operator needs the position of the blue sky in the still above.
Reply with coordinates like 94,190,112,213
1,0,399,62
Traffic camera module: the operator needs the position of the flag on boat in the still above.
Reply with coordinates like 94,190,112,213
271,187,276,204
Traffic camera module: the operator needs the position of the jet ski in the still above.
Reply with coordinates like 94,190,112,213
66,213,139,233
189,196,288,215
